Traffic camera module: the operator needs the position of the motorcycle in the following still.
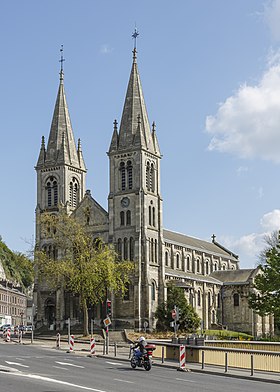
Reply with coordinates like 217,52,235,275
130,344,156,371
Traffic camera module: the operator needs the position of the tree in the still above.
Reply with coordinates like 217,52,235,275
35,211,133,336
249,232,280,318
155,283,200,332
258,230,279,266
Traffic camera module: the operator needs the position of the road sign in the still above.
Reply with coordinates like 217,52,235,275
103,317,111,327
171,309,177,320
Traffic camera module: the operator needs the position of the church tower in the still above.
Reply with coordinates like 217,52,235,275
34,50,86,329
108,41,165,330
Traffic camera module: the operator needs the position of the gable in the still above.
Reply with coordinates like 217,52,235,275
72,190,108,227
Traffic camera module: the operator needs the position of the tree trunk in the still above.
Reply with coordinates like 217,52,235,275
82,297,89,336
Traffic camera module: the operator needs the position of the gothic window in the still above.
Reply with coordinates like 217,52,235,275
149,206,152,225
233,293,239,306
165,251,169,266
206,262,209,275
117,238,122,259
214,263,217,271
120,162,126,190
182,257,185,271
123,237,128,260
187,256,190,271
197,290,201,307
212,310,216,324
151,281,156,301
126,210,131,226
150,163,155,192
129,237,134,260
146,162,150,190
123,282,130,301
176,254,180,269
208,292,211,307
46,176,58,207
127,160,133,189
152,207,155,227
155,239,157,263
197,259,200,273
120,211,125,226
217,293,221,308
151,238,154,262
69,177,79,207
192,259,195,273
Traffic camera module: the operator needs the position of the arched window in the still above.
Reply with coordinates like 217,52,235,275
152,207,155,227
176,254,180,269
127,161,133,189
123,237,128,260
233,293,239,306
214,263,217,271
126,210,131,225
192,259,195,273
165,251,169,266
151,238,154,262
46,176,58,207
155,239,157,263
212,310,216,324
146,162,150,190
69,177,79,207
151,281,156,301
217,293,221,308
208,292,211,307
120,162,126,190
205,262,209,275
117,238,122,258
129,237,134,260
120,211,125,226
150,163,155,192
197,259,200,273
197,290,201,307
187,256,190,271
149,206,152,225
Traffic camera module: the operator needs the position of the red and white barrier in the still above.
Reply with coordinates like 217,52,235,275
90,338,96,355
6,329,11,342
68,335,75,352
56,333,61,349
179,345,185,369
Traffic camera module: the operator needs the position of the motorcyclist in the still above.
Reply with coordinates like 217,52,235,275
133,336,147,363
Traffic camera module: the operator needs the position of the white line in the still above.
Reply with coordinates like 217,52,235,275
55,361,84,368
53,365,69,370
176,378,196,383
5,361,29,368
6,372,109,391
106,361,120,365
114,378,134,384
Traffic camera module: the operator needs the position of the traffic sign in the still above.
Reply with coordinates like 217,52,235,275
103,317,111,327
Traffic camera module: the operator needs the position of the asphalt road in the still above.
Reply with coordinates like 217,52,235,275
0,342,280,392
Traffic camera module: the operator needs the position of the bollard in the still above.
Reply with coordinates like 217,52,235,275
6,329,11,342
89,338,96,356
161,346,164,363
67,335,75,353
56,333,61,349
177,345,186,371
103,339,106,355
225,352,228,373
201,350,205,369
250,354,254,376
114,342,117,357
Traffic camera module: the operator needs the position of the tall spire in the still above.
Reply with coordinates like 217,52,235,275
112,29,159,156
42,46,84,169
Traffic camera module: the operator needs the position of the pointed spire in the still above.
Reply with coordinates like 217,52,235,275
44,46,84,170
77,138,86,170
108,119,119,152
151,121,161,155
36,136,46,167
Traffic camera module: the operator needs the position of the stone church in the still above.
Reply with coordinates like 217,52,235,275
33,44,273,337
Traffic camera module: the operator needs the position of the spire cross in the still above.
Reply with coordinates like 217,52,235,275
212,234,216,243
59,45,65,75
132,28,139,49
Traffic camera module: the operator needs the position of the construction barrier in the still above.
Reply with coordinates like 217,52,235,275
68,335,75,353
179,345,186,369
6,329,11,342
56,333,61,349
90,338,96,355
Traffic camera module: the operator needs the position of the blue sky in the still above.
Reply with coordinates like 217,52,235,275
1,0,280,268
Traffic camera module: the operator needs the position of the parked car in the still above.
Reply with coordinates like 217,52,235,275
25,325,33,332
0,324,14,332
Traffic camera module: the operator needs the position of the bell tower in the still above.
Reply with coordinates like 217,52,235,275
108,34,165,330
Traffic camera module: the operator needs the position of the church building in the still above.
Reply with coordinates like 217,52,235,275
33,41,272,337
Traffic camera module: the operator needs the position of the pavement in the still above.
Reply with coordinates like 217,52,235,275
4,335,280,384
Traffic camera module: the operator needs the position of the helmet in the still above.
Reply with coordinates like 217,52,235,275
139,336,145,342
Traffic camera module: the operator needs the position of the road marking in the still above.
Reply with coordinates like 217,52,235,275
105,361,120,365
5,361,29,368
6,372,109,391
55,361,85,368
176,378,195,383
114,378,134,384
53,365,69,370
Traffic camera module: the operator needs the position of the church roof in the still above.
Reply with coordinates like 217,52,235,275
163,229,239,261
165,268,223,285
210,268,259,284
36,69,86,171
109,49,160,156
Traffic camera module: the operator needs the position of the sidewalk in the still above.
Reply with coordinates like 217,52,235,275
14,337,280,384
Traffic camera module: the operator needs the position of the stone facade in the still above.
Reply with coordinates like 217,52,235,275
34,48,272,337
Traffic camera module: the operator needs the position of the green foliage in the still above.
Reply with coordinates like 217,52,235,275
204,329,253,340
35,212,134,335
0,239,34,290
155,282,200,332
249,233,280,317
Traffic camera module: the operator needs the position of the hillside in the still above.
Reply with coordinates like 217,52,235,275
0,237,34,290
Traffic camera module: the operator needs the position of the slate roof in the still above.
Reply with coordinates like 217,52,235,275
210,268,259,284
165,267,223,285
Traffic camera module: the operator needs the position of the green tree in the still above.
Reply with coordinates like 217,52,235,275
155,283,200,332
35,211,133,336
249,233,280,317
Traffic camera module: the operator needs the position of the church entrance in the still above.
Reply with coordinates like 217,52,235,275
44,298,55,328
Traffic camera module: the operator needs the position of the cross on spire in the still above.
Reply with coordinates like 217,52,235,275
132,27,139,49
59,45,65,79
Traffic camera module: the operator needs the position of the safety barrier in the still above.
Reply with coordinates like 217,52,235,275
56,333,61,349
179,345,185,369
6,329,11,342
67,335,75,353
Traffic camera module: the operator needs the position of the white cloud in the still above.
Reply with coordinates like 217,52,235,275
206,58,280,163
220,209,280,268
263,0,280,41
100,44,113,54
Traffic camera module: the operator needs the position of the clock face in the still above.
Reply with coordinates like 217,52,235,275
121,197,130,208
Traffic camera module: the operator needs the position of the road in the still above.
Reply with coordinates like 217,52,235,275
0,342,279,392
